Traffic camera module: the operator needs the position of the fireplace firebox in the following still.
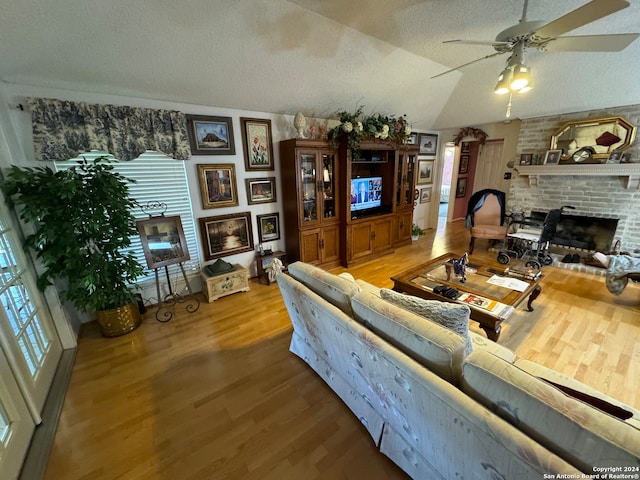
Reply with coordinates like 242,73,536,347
529,211,618,252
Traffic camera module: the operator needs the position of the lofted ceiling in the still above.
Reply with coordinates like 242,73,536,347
1,0,639,130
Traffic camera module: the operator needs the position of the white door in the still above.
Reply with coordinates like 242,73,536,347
0,201,63,477
0,349,35,480
473,140,504,193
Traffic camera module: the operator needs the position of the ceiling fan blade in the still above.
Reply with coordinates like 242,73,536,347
533,0,630,40
430,51,506,79
443,39,509,47
544,33,639,52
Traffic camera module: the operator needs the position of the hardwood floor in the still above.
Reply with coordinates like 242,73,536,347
42,219,640,479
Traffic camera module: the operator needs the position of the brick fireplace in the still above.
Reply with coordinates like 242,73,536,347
508,104,640,255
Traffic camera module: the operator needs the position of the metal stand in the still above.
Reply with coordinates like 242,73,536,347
154,262,200,323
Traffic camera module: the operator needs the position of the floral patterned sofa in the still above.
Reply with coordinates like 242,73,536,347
276,261,640,479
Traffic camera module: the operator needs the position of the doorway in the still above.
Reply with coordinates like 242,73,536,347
438,144,455,222
473,140,504,192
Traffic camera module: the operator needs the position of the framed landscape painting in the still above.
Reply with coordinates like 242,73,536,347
198,212,254,261
416,159,434,185
420,187,432,204
418,133,438,155
241,117,274,171
186,115,235,156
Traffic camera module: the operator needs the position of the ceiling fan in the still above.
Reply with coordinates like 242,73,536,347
432,0,639,86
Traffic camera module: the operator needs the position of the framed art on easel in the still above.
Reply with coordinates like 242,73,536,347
136,215,190,269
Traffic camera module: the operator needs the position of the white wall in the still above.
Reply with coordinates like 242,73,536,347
0,81,340,324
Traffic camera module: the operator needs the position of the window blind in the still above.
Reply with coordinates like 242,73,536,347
54,151,200,284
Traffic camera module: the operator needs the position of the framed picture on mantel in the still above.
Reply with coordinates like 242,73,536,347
543,149,562,165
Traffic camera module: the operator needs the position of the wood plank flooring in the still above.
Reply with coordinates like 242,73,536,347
42,219,640,479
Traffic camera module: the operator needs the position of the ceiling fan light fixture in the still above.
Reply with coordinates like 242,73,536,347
518,83,533,94
510,64,531,91
494,67,513,95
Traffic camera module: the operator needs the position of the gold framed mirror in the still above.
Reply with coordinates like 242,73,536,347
550,116,636,162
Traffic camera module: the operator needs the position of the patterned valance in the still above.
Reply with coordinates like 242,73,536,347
27,97,192,161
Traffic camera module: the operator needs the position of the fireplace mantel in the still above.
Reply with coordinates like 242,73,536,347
515,163,640,189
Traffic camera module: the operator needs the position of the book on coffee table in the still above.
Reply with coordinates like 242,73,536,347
457,293,514,319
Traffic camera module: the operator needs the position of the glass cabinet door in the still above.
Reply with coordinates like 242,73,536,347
396,154,404,207
299,152,318,223
403,153,416,206
321,151,336,220
396,151,417,208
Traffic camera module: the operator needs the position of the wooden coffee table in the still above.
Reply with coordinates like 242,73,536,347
390,252,542,341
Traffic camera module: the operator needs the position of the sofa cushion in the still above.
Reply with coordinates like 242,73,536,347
355,278,381,297
287,262,360,317
380,288,473,355
461,350,640,472
469,332,516,363
515,358,640,429
351,290,466,384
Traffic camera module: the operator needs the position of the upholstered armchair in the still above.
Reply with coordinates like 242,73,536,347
466,189,507,254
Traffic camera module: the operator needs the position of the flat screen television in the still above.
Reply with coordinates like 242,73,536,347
350,176,382,212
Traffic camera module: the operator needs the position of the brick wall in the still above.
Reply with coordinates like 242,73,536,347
509,104,640,253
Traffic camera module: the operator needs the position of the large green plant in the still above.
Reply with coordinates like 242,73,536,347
1,157,145,312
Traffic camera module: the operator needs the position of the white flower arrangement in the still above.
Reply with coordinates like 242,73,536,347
328,106,412,158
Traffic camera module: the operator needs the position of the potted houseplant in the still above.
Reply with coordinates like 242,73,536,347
1,157,145,337
411,223,425,241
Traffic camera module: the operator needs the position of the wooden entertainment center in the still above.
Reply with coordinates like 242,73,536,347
280,137,419,268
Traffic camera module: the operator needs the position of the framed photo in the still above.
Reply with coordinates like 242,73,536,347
198,212,254,261
420,187,432,204
240,117,274,171
416,159,434,185
136,215,190,269
186,115,235,156
456,177,467,198
461,142,471,153
197,164,239,209
606,150,623,164
245,177,277,205
256,213,281,242
459,155,470,174
543,149,562,165
418,133,438,155
407,132,418,145
519,153,533,165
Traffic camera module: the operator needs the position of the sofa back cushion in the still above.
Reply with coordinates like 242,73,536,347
351,290,466,384
461,349,640,471
287,262,360,317
514,358,640,430
380,288,473,355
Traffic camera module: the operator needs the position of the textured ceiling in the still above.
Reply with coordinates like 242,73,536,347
1,0,639,130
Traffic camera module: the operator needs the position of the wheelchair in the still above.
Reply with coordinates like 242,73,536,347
496,206,575,270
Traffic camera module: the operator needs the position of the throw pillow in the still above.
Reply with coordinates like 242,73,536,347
380,288,473,354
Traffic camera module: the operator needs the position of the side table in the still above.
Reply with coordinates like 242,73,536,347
256,251,288,285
